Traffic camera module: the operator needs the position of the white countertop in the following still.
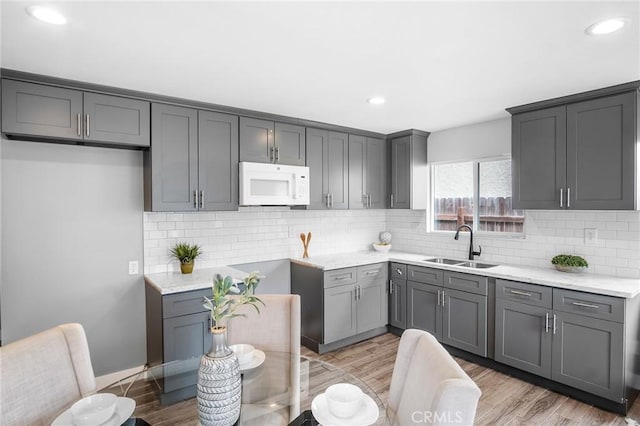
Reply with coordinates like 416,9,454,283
291,251,640,298
145,266,247,294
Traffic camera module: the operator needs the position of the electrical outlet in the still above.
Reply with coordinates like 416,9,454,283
128,260,139,275
584,228,598,246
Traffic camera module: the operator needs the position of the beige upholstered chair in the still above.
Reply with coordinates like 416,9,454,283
227,294,301,424
0,323,96,426
388,329,481,426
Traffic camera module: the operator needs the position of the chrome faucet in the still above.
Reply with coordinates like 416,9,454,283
454,224,482,260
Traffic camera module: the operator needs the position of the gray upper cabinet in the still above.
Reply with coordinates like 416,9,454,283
239,117,305,165
198,111,239,211
348,135,387,209
509,84,638,210
2,79,150,147
306,128,348,209
145,104,238,212
389,131,429,209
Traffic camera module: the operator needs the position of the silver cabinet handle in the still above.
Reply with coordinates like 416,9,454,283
572,301,599,309
437,290,441,306
567,187,571,208
545,312,549,333
275,146,280,162
334,275,350,281
442,290,446,307
365,271,378,276
199,190,204,209
560,188,564,208
329,193,333,208
193,190,198,208
396,268,403,276
389,279,393,294
85,114,90,137
325,194,330,208
77,113,81,136
390,194,394,207
369,194,372,207
553,314,557,334
510,289,532,297
270,147,274,162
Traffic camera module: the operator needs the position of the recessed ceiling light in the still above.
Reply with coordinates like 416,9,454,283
368,97,386,105
26,6,67,25
585,18,626,35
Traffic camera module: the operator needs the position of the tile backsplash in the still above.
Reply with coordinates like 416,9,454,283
386,210,640,279
144,208,640,278
144,208,386,273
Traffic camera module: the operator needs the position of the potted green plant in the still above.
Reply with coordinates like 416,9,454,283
169,242,202,274
551,254,589,273
197,272,263,425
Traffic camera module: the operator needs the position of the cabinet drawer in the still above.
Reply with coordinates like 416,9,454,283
390,263,407,280
496,279,552,308
408,265,443,286
324,268,357,288
444,271,488,296
358,263,387,282
553,289,624,323
162,288,212,319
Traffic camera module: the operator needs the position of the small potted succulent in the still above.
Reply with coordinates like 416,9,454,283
169,242,202,274
551,254,589,273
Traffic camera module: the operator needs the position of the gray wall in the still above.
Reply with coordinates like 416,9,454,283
1,138,146,375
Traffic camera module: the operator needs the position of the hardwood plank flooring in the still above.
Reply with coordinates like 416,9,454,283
301,333,640,425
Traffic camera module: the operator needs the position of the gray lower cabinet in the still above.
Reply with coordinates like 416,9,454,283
389,278,407,329
509,84,638,210
306,128,349,209
405,265,488,357
2,79,150,147
291,262,388,353
389,130,429,209
348,135,387,209
144,103,238,211
495,279,629,402
239,117,305,166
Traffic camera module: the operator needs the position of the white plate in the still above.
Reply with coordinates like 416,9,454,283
52,396,135,426
239,349,265,372
311,392,379,426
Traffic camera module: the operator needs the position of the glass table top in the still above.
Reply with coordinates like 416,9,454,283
101,352,389,426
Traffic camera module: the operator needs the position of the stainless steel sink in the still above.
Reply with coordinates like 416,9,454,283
423,258,498,269
458,261,497,269
423,258,464,265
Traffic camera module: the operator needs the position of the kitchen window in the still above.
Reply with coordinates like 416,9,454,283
431,157,524,234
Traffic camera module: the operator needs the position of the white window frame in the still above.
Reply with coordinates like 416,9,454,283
427,155,525,238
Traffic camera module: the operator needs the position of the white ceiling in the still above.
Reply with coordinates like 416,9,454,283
1,1,638,134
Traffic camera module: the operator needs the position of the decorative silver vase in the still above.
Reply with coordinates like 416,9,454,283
197,326,241,426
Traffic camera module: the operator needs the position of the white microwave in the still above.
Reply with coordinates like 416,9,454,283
239,162,310,206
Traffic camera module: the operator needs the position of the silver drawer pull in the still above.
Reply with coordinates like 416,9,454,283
572,301,599,309
510,289,532,297
365,271,379,276
396,268,403,276
334,275,350,281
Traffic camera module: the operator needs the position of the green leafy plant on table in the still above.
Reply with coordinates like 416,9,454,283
203,272,264,330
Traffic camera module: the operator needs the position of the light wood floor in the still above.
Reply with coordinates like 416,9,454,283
301,333,640,425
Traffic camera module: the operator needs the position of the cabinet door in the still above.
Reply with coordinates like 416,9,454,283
357,280,388,334
327,131,349,209
511,106,566,209
163,312,210,392
566,92,636,210
150,104,198,211
442,289,487,356
198,111,239,211
390,136,411,209
275,122,306,166
407,281,442,339
324,284,357,343
2,79,83,140
552,311,624,402
495,299,551,378
366,137,387,209
83,92,150,147
306,127,329,209
239,117,274,163
348,134,367,209
389,278,407,329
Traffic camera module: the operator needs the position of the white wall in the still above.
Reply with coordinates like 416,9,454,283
1,139,146,375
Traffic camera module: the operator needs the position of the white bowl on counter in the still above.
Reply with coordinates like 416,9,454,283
372,243,391,252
